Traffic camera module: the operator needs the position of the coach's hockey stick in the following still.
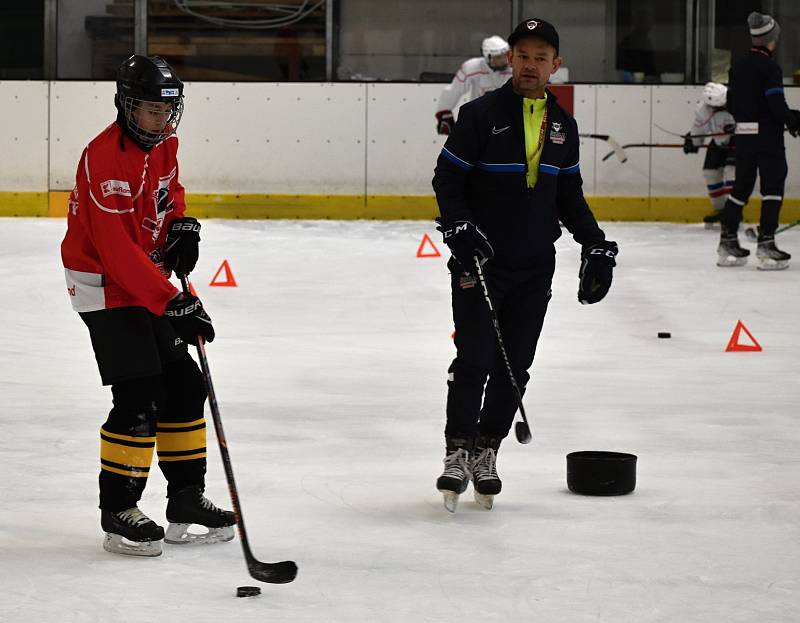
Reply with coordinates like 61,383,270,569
579,133,627,162
473,258,532,444
179,275,297,585
744,220,800,241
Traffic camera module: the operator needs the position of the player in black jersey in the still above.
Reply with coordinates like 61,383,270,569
717,12,800,270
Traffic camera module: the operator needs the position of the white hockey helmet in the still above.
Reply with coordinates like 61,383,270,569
702,82,727,108
482,35,510,70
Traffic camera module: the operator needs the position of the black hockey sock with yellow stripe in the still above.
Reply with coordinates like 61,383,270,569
158,354,208,496
99,376,162,511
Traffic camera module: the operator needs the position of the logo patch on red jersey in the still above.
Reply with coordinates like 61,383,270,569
100,179,131,198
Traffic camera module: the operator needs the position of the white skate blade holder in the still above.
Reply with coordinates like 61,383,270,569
473,491,494,510
757,257,789,271
103,533,163,557
716,253,748,267
441,491,460,513
164,522,235,545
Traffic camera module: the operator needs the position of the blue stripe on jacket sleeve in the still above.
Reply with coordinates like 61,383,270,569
561,162,580,174
765,87,785,97
476,162,526,173
440,147,474,170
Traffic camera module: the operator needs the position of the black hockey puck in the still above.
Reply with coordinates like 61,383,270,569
567,451,637,496
657,332,671,338
236,586,261,598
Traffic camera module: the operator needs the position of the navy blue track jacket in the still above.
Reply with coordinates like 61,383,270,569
432,80,604,270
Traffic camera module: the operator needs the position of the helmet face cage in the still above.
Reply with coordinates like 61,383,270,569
702,82,727,108
120,94,184,147
482,36,510,70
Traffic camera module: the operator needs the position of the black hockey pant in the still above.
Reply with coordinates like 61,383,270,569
445,258,553,441
81,307,208,512
721,143,787,236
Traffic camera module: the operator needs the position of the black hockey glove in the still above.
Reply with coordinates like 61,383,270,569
436,219,494,270
164,217,201,276
436,110,455,135
682,133,699,154
164,293,215,344
578,240,618,305
786,109,800,138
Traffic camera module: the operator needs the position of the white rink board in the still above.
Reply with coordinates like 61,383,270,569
573,84,597,196
0,81,49,191
5,80,800,200
594,85,652,197
366,83,445,195
650,85,706,197
49,81,117,190
179,82,367,194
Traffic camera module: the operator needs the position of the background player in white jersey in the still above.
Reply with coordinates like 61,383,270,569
435,36,512,135
682,82,736,227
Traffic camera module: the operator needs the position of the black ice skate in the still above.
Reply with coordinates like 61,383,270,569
471,436,502,510
102,507,165,557
436,438,471,513
756,232,790,271
716,231,749,267
164,486,237,545
703,210,722,229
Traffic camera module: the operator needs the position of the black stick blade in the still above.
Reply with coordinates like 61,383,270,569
515,421,532,444
248,560,298,584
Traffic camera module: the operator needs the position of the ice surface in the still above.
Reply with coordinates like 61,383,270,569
1,219,798,622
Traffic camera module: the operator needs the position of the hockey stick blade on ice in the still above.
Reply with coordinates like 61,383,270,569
473,258,532,444
179,275,297,585
579,133,627,163
745,220,800,241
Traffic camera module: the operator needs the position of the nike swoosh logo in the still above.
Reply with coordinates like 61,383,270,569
491,126,510,135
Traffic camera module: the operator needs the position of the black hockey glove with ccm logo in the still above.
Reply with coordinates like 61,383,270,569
164,217,201,276
164,293,215,344
578,240,619,305
436,219,494,270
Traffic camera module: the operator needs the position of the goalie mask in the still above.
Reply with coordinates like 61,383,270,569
702,82,727,108
481,36,510,71
115,55,184,149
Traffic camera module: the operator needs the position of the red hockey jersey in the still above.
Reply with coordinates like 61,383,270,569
61,123,185,315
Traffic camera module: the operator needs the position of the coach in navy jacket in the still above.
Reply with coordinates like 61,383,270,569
431,18,619,512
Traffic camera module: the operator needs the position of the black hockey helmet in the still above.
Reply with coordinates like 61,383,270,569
115,54,184,148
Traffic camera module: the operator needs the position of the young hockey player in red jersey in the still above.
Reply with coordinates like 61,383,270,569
61,55,236,556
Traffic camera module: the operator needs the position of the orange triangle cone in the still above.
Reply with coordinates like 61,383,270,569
188,280,198,297
725,320,762,352
209,259,238,287
417,233,441,258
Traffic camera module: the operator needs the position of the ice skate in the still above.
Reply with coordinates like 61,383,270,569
756,232,790,271
436,438,471,513
164,486,236,545
716,232,749,267
471,436,502,510
703,210,722,229
102,507,164,557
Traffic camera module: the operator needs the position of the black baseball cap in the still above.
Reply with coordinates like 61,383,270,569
508,18,559,55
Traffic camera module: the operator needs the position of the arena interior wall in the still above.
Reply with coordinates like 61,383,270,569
1,80,799,221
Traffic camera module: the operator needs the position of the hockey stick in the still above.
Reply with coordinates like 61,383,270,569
601,142,711,162
473,258,532,445
579,133,627,163
179,275,297,585
653,122,732,140
744,220,800,241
